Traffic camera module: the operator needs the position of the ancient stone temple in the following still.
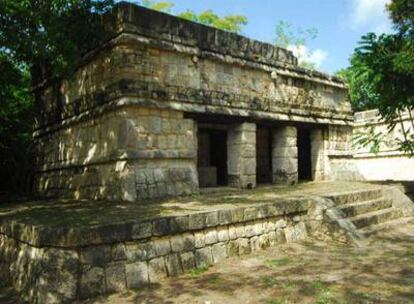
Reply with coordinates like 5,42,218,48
34,2,353,201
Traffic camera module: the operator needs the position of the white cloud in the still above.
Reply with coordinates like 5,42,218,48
348,0,392,33
287,45,328,69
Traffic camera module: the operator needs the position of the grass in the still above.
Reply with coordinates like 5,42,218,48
263,258,290,268
187,266,210,278
261,275,279,287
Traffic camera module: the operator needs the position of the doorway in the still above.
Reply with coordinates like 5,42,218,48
256,126,272,183
297,128,312,181
197,129,228,187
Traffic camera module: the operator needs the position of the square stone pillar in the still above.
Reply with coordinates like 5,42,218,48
272,126,298,185
310,129,327,181
227,123,256,189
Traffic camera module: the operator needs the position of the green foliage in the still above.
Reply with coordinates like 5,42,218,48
274,20,319,69
275,20,318,48
335,61,379,112
137,0,248,33
0,0,114,193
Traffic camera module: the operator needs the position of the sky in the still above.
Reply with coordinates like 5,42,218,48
162,0,393,74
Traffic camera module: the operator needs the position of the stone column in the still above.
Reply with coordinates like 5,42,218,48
227,123,256,189
310,129,326,181
272,126,298,185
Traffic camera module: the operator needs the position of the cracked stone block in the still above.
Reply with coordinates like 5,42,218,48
170,233,195,253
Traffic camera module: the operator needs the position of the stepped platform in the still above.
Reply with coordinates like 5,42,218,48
1,181,414,303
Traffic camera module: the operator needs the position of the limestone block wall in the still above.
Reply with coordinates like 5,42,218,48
272,126,298,184
227,123,257,188
330,109,414,181
35,107,198,200
0,198,348,303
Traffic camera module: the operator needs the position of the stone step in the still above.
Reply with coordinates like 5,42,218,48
349,208,403,229
338,198,393,217
326,188,383,205
359,217,414,236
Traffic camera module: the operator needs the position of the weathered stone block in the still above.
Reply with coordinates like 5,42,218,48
80,245,111,267
205,211,219,227
131,221,152,239
194,231,205,248
80,266,105,298
195,247,213,268
236,238,251,255
211,243,228,263
153,238,172,257
226,240,239,257
180,252,196,271
189,213,206,230
126,242,154,261
165,253,183,276
170,233,195,252
148,257,166,283
217,227,230,242
126,262,149,288
204,228,218,245
105,262,126,293
112,243,127,261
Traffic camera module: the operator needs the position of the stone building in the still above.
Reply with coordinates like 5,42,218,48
34,2,353,201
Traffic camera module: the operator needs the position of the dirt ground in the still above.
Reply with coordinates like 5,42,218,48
3,222,414,303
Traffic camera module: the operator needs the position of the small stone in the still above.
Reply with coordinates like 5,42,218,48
126,262,149,288
228,225,238,240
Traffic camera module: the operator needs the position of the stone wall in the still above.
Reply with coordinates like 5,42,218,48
330,109,414,181
36,106,198,200
0,197,346,303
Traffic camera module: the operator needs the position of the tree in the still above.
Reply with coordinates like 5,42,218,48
343,0,414,154
0,0,114,194
138,0,248,33
274,20,319,69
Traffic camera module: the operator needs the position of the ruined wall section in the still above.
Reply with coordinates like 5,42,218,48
36,107,198,200
330,109,414,181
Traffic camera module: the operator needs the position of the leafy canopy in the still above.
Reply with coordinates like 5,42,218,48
137,0,248,33
274,20,319,69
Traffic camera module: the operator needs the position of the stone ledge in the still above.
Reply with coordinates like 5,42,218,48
0,198,310,248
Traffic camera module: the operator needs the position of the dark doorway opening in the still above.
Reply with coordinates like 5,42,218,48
197,129,228,187
297,128,312,181
256,126,272,183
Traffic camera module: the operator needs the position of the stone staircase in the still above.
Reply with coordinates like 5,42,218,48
325,187,414,241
